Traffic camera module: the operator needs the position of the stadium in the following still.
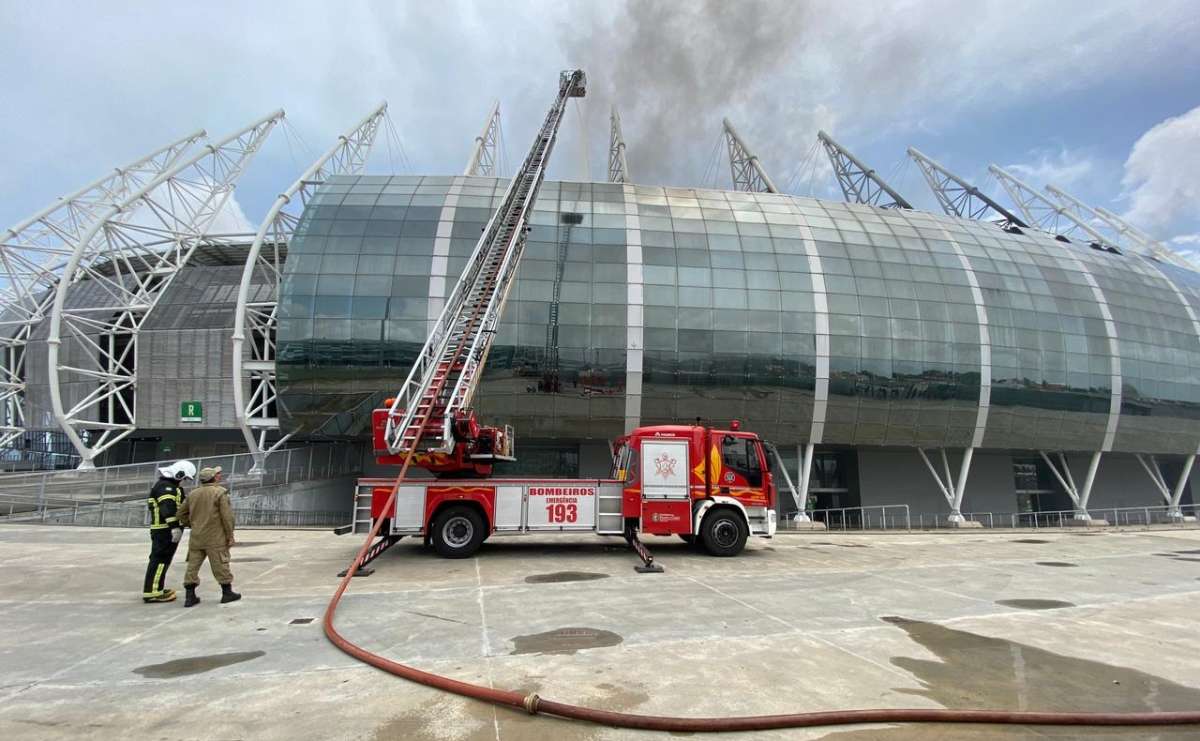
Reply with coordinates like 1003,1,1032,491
4,96,1200,528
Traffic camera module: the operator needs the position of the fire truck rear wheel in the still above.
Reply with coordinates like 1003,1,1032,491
431,505,485,558
700,508,748,557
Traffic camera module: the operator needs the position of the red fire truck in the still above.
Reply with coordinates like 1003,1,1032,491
362,419,782,567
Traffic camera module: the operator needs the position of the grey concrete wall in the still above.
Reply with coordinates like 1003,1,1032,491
857,448,1017,518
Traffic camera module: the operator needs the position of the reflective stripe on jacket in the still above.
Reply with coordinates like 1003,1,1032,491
148,478,185,530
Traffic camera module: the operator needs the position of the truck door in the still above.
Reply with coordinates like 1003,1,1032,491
717,433,770,507
639,437,692,534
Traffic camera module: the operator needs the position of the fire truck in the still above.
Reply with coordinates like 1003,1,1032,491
363,419,783,566
348,70,795,574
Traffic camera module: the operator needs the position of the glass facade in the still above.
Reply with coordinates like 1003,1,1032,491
277,175,1200,455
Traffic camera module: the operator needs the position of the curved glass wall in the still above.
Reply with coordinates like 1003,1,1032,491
277,175,1200,454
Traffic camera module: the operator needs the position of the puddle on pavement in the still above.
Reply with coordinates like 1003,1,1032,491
1174,549,1200,554
1010,539,1050,544
996,598,1075,610
524,571,610,584
232,557,271,562
230,541,271,548
1035,561,1078,567
510,627,623,655
1172,557,1200,562
837,617,1200,740
133,650,265,678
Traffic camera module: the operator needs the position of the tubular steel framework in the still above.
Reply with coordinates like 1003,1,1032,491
907,147,1027,229
232,103,387,469
608,106,630,184
1045,184,1197,269
818,131,912,210
989,165,1116,249
723,118,779,194
0,131,204,449
47,111,283,468
464,100,501,177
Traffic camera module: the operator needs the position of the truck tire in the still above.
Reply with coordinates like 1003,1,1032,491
700,508,748,557
430,505,485,559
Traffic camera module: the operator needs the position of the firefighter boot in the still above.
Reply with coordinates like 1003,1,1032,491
220,583,242,604
184,585,200,607
144,589,176,604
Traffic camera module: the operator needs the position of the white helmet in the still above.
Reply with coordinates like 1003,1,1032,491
158,460,196,482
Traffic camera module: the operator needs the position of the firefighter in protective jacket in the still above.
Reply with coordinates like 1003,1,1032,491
142,460,195,603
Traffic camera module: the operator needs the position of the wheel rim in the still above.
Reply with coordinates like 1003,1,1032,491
443,516,474,548
713,518,738,549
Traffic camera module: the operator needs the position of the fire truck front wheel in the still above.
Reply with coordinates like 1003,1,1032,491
430,505,486,558
699,508,748,557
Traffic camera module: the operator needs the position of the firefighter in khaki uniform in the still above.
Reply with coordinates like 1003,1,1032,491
178,466,241,607
142,460,194,603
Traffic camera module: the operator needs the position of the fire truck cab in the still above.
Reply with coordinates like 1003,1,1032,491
366,422,779,559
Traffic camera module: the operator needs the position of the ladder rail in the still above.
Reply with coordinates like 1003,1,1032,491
384,71,585,455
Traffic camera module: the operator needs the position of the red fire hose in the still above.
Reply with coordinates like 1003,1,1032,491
324,471,1200,732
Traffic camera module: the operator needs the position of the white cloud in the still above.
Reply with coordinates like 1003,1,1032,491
208,196,255,235
1121,105,1200,238
1004,148,1094,189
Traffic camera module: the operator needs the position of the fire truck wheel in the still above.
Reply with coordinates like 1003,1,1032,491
431,505,485,558
700,508,748,557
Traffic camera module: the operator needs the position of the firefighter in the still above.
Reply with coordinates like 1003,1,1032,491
142,460,195,603
178,466,241,607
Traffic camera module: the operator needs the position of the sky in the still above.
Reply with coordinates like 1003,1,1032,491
2,0,1199,252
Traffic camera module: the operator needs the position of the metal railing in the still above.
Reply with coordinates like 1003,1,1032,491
0,444,362,526
1005,503,1200,529
918,511,995,529
804,504,911,531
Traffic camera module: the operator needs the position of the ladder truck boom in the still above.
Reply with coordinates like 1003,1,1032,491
375,70,586,475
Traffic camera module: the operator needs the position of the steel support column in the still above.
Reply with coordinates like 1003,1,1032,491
1134,453,1195,520
796,442,815,522
464,100,501,177
918,448,975,522
608,106,630,184
48,110,283,468
907,147,1026,229
1039,451,1103,520
233,103,386,470
723,118,778,193
818,131,912,209
989,165,1117,249
0,130,203,450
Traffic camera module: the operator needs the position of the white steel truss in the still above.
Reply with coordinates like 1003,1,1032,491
1045,184,1197,269
917,448,975,522
0,131,203,449
47,110,284,468
988,165,1116,249
723,118,778,193
464,100,501,176
608,106,630,183
1039,450,1104,520
907,147,1027,229
232,103,387,470
818,131,912,209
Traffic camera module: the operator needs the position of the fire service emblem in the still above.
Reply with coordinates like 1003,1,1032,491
654,452,677,480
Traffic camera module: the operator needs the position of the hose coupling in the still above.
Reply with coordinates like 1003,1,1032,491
522,693,541,715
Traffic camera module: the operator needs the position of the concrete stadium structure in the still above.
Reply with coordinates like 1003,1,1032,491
4,99,1200,527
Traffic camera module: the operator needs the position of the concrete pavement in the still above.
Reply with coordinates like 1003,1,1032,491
2,525,1200,739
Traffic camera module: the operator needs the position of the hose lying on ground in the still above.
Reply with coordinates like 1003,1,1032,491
323,466,1200,732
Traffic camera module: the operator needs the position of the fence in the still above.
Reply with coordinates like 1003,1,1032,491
1004,503,1200,529
918,511,995,529
0,444,362,527
801,504,911,531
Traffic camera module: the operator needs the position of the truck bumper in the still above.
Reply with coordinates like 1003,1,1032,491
747,506,776,538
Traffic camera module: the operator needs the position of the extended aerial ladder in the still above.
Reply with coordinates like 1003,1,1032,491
376,70,587,474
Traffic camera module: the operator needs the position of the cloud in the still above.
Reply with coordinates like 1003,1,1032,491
1004,148,1095,189
1121,105,1200,239
208,196,255,235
